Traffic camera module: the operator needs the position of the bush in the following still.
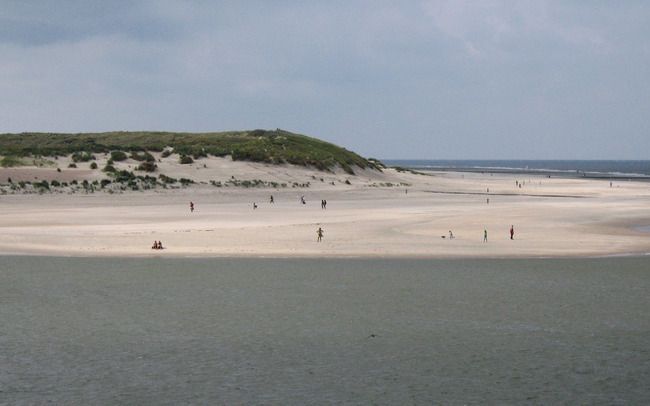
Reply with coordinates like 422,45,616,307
1,156,22,167
161,149,172,158
71,152,95,162
130,151,155,162
158,174,177,184
34,180,49,190
110,151,128,161
193,150,208,159
68,163,77,168
103,164,116,173
114,170,136,183
179,178,194,185
100,179,112,188
51,180,61,187
179,155,194,164
90,162,98,169
136,161,157,172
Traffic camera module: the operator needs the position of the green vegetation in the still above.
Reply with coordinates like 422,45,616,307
130,151,155,162
71,151,95,162
1,156,23,167
179,155,194,164
136,161,157,172
110,150,128,161
0,129,379,173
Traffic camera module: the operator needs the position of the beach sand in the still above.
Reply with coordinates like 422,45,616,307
1,156,649,258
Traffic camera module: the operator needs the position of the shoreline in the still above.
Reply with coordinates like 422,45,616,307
2,164,650,259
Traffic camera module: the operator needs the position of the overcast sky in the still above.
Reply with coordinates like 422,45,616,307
1,1,649,159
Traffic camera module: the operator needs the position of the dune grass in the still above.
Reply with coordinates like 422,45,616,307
0,129,378,174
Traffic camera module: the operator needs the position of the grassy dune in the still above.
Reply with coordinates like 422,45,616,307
0,129,378,174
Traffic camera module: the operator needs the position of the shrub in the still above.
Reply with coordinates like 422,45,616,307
103,164,116,173
179,178,194,185
193,150,207,159
158,174,177,184
34,180,49,190
71,152,95,162
114,170,136,183
1,156,22,167
179,155,194,164
51,180,61,187
68,163,77,168
90,162,98,169
110,151,128,161
161,149,172,158
130,151,155,162
136,161,157,172
100,179,112,188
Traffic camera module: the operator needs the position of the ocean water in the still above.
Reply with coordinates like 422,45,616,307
384,159,650,179
1,256,649,404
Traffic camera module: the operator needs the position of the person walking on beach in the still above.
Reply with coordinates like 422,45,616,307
317,227,324,242
449,230,454,239
190,201,194,212
484,229,488,243
270,195,274,204
510,225,514,240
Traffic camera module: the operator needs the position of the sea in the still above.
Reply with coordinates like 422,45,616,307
384,159,650,180
2,256,649,404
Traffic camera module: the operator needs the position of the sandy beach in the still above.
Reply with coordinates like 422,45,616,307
1,156,649,258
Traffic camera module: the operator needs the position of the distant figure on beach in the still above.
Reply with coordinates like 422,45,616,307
510,225,514,240
487,198,490,204
484,229,488,243
487,187,489,193
610,182,613,188
270,195,274,204
152,241,163,250
253,202,257,210
300,196,306,205
190,201,194,212
317,227,324,242
449,230,454,239
321,199,327,209
405,189,408,195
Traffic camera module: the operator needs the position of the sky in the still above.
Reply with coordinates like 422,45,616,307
1,1,649,159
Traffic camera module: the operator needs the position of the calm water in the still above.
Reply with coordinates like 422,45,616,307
1,256,649,404
384,159,650,179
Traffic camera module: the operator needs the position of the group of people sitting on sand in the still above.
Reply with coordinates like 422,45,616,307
151,241,164,250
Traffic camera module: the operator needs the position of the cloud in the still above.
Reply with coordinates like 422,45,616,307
0,1,649,158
